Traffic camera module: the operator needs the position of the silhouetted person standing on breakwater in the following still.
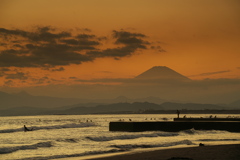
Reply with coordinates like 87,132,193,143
176,110,180,118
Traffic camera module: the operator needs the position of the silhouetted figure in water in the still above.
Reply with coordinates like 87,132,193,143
199,143,205,146
176,110,180,118
24,125,33,132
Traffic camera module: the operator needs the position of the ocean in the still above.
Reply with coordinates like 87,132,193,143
0,114,240,160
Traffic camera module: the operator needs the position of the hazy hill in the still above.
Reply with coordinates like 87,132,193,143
161,102,226,110
60,102,163,114
0,101,238,116
0,106,51,116
0,102,163,116
229,99,240,108
0,91,87,109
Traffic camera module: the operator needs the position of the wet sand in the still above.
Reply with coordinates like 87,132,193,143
84,144,240,160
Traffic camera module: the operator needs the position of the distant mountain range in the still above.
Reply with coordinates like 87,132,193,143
0,91,84,109
0,66,240,116
0,101,239,116
0,91,168,110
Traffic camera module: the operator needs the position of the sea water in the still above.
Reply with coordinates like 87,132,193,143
0,114,240,160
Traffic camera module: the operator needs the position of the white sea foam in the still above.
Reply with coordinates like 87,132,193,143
180,128,229,135
110,139,194,149
87,132,179,141
0,141,52,154
15,140,194,160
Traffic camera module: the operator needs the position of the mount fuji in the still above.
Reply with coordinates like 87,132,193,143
135,66,190,81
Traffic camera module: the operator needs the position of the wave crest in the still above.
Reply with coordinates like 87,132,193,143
198,138,240,142
180,128,229,135
0,141,52,154
0,122,96,133
110,139,194,149
87,132,178,142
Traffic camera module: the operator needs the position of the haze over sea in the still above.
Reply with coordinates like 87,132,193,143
1,114,240,160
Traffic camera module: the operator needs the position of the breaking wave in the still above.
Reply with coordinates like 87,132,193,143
56,138,79,143
15,140,194,160
0,122,96,133
198,138,240,142
0,141,52,154
180,128,229,135
110,139,194,149
87,132,179,142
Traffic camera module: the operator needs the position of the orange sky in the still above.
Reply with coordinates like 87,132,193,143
0,0,240,91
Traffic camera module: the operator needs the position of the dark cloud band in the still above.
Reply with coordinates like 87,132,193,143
0,26,157,69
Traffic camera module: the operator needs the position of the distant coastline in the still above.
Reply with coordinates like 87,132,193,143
1,109,240,117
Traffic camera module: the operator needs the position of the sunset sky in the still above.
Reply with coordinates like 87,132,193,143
0,0,240,98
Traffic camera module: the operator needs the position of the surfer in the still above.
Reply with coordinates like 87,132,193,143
24,125,33,132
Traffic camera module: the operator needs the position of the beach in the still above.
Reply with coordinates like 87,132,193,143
84,144,240,160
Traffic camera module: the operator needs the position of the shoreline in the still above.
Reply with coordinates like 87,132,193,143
80,144,240,160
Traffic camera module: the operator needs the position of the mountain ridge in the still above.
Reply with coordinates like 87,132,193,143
135,66,190,81
0,101,239,116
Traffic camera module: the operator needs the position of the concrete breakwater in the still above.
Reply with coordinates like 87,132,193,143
173,118,240,122
109,120,240,132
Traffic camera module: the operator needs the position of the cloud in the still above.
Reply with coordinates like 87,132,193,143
31,76,51,84
0,26,71,43
0,68,11,77
76,78,131,83
0,68,10,72
4,80,14,86
75,28,92,32
113,30,148,46
51,67,65,72
189,70,231,77
69,77,77,79
151,45,166,52
86,30,151,59
76,33,96,39
98,71,112,74
0,27,157,68
5,72,28,80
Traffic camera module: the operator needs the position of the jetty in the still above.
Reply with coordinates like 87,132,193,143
109,118,240,132
173,118,240,122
